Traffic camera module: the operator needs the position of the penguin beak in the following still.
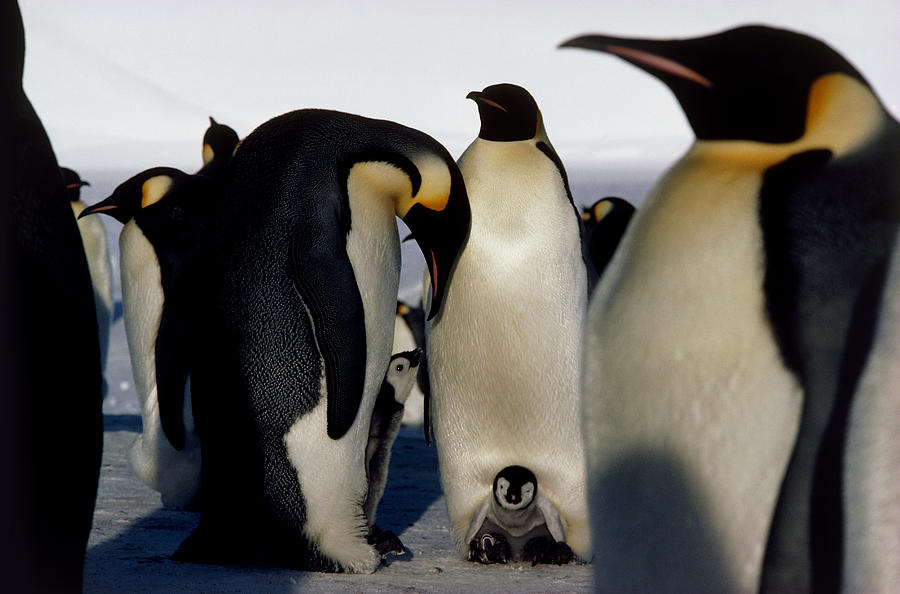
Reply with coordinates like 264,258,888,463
78,194,130,224
559,34,713,89
66,181,90,190
466,90,508,112
400,181,471,322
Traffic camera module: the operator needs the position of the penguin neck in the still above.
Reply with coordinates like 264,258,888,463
344,164,403,419
691,74,886,165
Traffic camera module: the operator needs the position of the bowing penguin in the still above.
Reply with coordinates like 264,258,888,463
197,116,239,178
582,196,635,291
563,25,900,592
175,109,470,573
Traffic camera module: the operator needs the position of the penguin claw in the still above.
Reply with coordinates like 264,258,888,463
468,533,511,564
367,524,405,557
522,537,574,565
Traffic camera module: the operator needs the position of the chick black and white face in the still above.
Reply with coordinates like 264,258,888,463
493,465,538,510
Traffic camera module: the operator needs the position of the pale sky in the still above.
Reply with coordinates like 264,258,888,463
19,0,900,173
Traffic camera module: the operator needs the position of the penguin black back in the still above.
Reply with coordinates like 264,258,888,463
2,2,103,590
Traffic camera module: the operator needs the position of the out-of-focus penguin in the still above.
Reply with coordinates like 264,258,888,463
425,83,590,559
197,116,239,178
581,196,635,291
63,167,113,393
392,301,429,427
80,167,216,510
175,109,470,573
465,465,574,565
0,3,102,591
363,348,422,555
562,25,900,592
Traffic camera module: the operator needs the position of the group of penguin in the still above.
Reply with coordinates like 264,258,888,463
6,0,899,589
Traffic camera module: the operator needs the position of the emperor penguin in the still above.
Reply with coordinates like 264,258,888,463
581,196,635,291
63,167,113,394
562,25,900,592
392,301,429,427
1,2,102,590
80,167,216,510
197,116,239,178
424,83,591,560
175,109,470,573
465,465,575,565
363,348,422,555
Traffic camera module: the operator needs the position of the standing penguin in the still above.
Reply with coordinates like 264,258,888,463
197,116,239,178
582,196,635,291
363,348,422,554
1,2,102,591
562,25,900,592
63,167,113,395
80,167,215,510
176,109,470,573
425,83,590,560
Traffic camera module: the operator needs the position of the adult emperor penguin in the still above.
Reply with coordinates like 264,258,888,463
364,348,422,554
562,25,900,592
175,109,470,573
80,167,215,510
581,196,635,290
63,167,113,394
1,2,102,591
425,83,590,560
197,116,239,177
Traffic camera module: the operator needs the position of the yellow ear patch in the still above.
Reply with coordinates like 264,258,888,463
202,143,214,165
397,303,410,316
395,153,451,218
141,175,173,209
592,200,614,222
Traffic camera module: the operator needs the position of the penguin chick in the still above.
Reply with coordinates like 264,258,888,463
198,116,239,178
392,301,430,428
582,196,635,291
465,465,574,565
62,167,113,394
364,348,422,556
79,167,216,509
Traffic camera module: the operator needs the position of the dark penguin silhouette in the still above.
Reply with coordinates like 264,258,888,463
197,116,239,178
176,109,470,573
564,25,900,592
0,3,102,591
80,167,218,510
581,196,635,290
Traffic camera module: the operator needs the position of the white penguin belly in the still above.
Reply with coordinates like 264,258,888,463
120,221,201,508
583,151,803,591
843,236,900,591
282,185,400,573
428,141,589,556
72,200,113,374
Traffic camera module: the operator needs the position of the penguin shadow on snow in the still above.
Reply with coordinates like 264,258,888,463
86,417,441,579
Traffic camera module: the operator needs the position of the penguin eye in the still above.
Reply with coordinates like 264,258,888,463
395,363,405,372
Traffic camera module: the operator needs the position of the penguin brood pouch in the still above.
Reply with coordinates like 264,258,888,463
174,109,470,572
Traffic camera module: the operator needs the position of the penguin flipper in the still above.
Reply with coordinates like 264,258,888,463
155,298,192,451
290,219,366,441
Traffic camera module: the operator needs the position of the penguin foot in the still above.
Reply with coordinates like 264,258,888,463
468,533,511,564
522,537,574,566
366,524,405,557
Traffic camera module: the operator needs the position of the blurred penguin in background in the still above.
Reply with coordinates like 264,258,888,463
1,2,103,591
63,167,113,396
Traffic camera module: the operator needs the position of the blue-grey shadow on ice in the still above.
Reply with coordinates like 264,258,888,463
590,447,735,593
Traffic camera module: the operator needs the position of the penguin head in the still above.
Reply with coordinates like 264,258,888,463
384,348,422,405
467,83,543,142
78,167,185,224
560,25,870,143
493,465,538,511
60,167,90,202
202,116,240,166
582,196,635,232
